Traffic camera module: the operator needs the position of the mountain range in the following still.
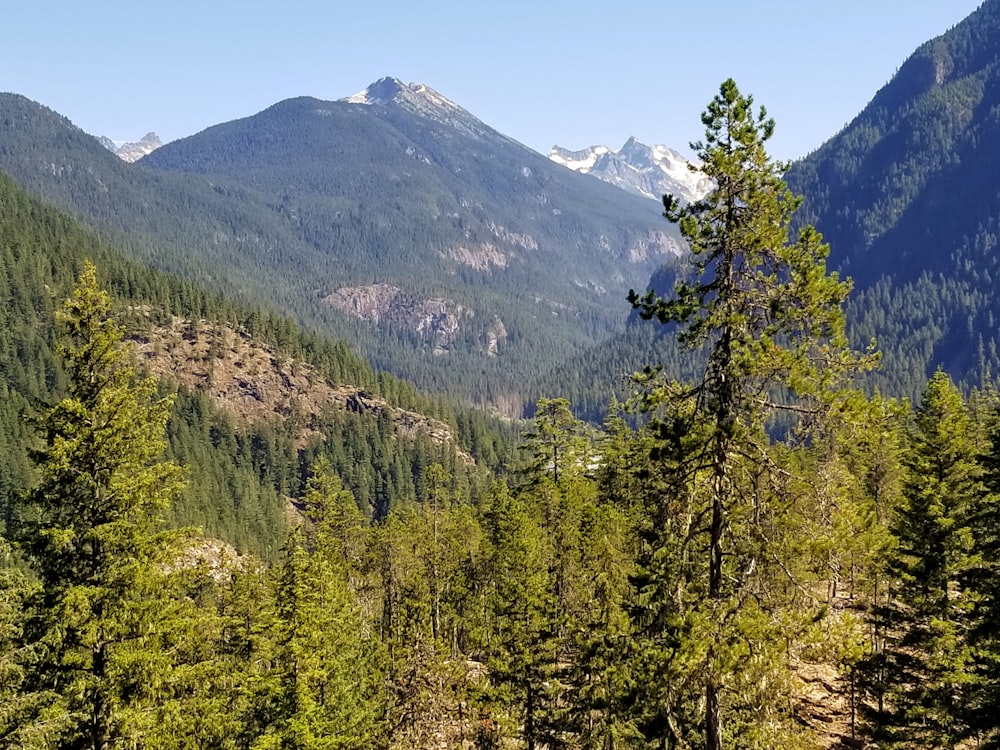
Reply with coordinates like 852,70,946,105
549,137,712,204
529,0,1000,413
99,131,163,162
0,77,685,412
6,0,1000,417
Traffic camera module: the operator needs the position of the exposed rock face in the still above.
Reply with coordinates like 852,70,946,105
440,222,539,272
99,132,163,162
486,221,538,252
132,316,471,464
627,230,683,263
323,283,470,354
444,243,508,271
487,319,508,355
166,537,251,581
341,76,506,143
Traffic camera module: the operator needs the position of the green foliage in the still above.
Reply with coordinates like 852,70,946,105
868,371,982,747
17,52,1000,750
8,263,189,749
784,1,1000,394
478,480,561,749
0,89,686,410
254,511,386,749
629,79,873,750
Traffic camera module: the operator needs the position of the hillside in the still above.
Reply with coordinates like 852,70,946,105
0,80,684,411
0,171,505,551
782,0,1000,392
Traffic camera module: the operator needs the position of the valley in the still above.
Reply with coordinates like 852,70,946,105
4,2,1000,748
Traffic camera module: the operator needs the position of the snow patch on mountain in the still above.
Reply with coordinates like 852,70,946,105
100,132,163,162
549,137,712,204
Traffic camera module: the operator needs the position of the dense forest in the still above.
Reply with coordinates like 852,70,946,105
5,79,1000,750
0,167,514,556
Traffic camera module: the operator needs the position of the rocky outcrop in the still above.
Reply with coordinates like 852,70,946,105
132,316,472,464
444,243,508,271
627,230,683,263
486,319,507,356
486,221,538,252
324,283,469,353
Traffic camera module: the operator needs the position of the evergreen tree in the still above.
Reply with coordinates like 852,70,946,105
629,79,871,749
0,539,34,742
254,464,386,750
522,398,590,485
871,371,981,748
479,481,560,750
8,261,187,749
970,391,1000,748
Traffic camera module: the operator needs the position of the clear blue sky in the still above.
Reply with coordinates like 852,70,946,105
3,1,983,162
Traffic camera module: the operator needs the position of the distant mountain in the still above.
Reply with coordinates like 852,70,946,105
341,78,502,142
98,131,163,162
550,136,712,204
0,169,502,549
533,0,1000,412
0,79,682,411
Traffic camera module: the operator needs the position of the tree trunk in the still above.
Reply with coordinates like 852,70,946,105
706,488,725,750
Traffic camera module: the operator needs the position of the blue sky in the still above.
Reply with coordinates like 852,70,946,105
3,1,983,162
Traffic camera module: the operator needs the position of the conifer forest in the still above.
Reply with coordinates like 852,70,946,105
6,63,1000,750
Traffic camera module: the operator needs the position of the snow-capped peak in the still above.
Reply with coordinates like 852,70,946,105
99,131,163,162
549,137,712,204
549,144,611,173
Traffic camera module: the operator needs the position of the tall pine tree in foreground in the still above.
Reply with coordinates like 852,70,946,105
629,79,872,750
970,393,1000,748
8,262,186,750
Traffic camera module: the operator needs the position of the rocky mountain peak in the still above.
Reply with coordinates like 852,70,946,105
340,76,496,140
550,136,711,204
618,136,653,168
343,77,460,114
100,131,163,162
344,76,406,104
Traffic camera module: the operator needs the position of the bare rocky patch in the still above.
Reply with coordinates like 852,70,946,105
443,242,508,271
323,283,469,353
627,230,683,263
131,317,472,464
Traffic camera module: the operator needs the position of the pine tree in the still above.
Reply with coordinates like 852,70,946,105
254,464,386,750
629,79,872,749
9,261,187,749
0,539,34,741
523,398,590,485
969,392,1000,747
872,371,981,748
479,481,560,750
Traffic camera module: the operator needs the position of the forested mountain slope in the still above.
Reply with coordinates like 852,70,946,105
0,171,507,554
0,79,683,411
9,77,1000,750
782,0,1000,392
546,0,1000,417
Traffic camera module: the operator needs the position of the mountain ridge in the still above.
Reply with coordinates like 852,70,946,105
0,80,682,410
100,131,163,162
550,136,712,203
